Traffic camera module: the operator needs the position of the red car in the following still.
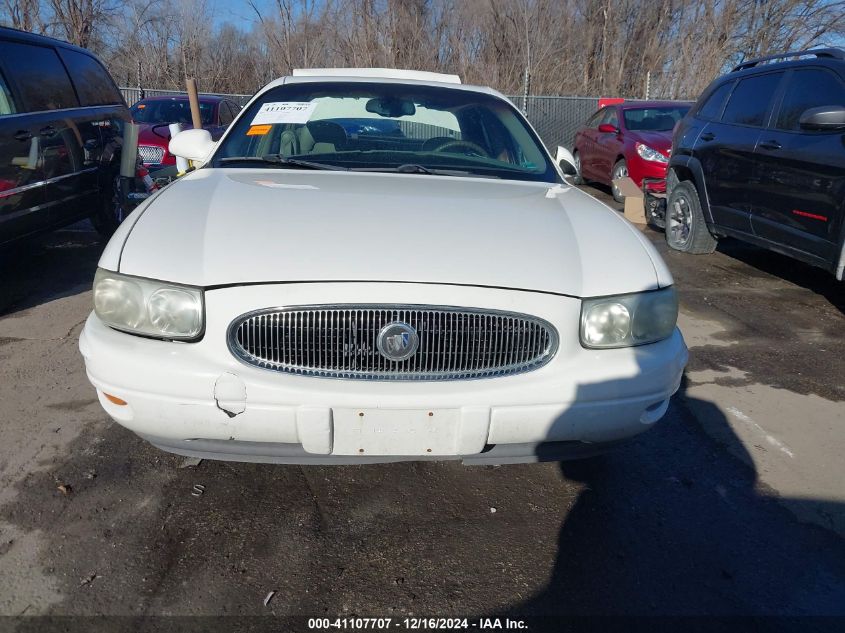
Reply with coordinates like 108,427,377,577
129,95,241,168
572,100,692,202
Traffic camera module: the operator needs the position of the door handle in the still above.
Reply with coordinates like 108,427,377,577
759,140,782,150
14,130,32,142
39,125,57,137
699,132,715,141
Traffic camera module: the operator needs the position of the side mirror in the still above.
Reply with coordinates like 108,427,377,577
169,128,215,162
555,146,578,176
799,105,845,131
598,123,619,134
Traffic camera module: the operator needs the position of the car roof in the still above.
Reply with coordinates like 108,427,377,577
259,72,510,102
720,48,845,83
134,95,226,104
293,68,462,84
731,47,844,72
0,25,95,57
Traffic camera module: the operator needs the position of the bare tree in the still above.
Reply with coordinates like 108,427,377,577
4,0,44,32
3,0,843,99
48,0,113,48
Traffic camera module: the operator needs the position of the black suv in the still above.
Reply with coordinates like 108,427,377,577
665,48,845,280
0,27,131,245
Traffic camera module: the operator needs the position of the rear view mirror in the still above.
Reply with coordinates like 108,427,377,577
169,128,215,162
555,146,577,176
799,105,845,131
365,98,416,118
598,123,619,134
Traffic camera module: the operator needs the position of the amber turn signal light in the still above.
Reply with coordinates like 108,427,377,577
103,392,127,406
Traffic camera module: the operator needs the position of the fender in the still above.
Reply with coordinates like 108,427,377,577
667,155,715,226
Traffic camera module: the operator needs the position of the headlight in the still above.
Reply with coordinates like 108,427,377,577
580,287,678,348
635,142,668,164
93,269,204,340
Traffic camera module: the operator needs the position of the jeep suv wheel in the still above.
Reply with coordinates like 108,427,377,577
665,180,717,254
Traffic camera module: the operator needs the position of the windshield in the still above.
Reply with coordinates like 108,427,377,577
212,82,558,182
130,99,214,126
623,106,690,132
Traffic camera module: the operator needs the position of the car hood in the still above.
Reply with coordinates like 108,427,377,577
115,169,670,297
629,130,673,153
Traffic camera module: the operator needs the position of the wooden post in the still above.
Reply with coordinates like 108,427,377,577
186,78,202,129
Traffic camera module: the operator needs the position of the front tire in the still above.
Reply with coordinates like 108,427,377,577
665,180,717,254
610,159,628,203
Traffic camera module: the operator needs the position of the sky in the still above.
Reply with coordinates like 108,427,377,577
207,0,288,30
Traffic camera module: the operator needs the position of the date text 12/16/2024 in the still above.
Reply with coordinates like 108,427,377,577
307,618,528,630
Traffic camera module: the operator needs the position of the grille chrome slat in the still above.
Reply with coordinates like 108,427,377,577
138,144,165,164
228,305,558,381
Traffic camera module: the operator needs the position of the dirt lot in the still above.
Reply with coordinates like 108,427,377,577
0,185,842,628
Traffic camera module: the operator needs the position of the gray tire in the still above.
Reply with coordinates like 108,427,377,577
610,159,627,203
665,180,717,254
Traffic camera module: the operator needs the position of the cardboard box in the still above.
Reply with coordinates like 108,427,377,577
612,176,646,225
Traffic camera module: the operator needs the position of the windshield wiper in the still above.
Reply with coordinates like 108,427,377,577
395,164,436,175
353,164,488,177
218,155,346,170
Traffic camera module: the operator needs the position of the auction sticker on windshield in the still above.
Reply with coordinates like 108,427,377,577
251,102,317,125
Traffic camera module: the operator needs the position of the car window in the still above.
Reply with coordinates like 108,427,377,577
623,106,690,131
0,70,16,115
58,49,122,106
214,81,557,183
696,82,733,120
219,102,233,125
586,108,606,127
130,99,214,126
722,72,783,127
602,108,619,128
775,68,845,131
0,41,78,112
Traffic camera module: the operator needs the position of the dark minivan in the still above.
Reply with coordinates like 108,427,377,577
0,27,131,245
665,48,845,280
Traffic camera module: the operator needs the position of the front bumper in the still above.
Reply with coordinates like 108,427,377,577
627,152,669,188
79,282,688,464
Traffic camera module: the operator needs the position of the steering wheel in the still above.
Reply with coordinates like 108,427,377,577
432,139,490,158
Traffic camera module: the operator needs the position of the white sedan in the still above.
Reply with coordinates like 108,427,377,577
79,69,687,464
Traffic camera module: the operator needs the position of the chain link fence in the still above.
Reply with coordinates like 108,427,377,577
506,95,599,151
120,88,599,151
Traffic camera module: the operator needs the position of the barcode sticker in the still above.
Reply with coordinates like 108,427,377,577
250,102,316,126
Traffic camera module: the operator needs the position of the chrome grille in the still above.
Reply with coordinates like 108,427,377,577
228,305,558,381
138,145,165,164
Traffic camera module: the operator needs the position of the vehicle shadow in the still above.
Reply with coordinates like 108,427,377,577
0,222,102,318
714,239,844,315
490,377,845,625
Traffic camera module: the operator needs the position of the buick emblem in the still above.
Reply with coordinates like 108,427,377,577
377,322,419,362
